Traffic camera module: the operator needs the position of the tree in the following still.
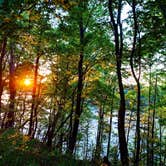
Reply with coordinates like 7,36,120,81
128,1,141,165
0,37,7,127
108,0,129,165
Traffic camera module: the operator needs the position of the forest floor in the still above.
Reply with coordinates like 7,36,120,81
0,129,92,166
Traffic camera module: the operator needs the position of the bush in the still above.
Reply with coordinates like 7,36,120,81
0,129,90,166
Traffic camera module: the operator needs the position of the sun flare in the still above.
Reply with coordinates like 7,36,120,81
23,78,32,86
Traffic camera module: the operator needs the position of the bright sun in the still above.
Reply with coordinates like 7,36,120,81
23,78,32,86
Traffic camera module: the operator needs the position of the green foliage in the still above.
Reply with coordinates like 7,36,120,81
0,129,90,166
0,0,166,165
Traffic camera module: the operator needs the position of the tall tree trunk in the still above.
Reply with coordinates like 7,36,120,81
19,95,26,131
143,124,147,166
95,105,104,159
117,60,129,165
68,89,75,148
46,102,61,148
151,73,157,165
107,87,115,158
130,56,141,166
32,77,42,138
28,55,40,137
0,37,7,127
67,11,84,154
126,109,133,145
134,81,141,165
46,108,56,148
147,65,152,166
159,118,162,166
108,0,129,165
129,1,142,165
5,43,16,128
85,121,89,159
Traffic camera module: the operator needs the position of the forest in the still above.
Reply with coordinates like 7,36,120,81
0,0,166,166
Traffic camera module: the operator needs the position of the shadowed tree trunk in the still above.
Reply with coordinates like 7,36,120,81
147,64,152,166
46,107,58,148
68,88,75,148
108,0,129,165
5,42,16,128
67,7,84,154
28,55,40,137
159,113,162,166
107,87,115,158
126,109,133,145
129,1,141,165
33,77,42,138
84,120,90,159
0,37,7,127
95,105,104,159
150,73,157,165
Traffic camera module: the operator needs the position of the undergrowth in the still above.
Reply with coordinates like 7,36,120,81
0,129,90,166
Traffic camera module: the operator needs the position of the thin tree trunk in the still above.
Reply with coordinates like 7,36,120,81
32,77,42,138
107,87,115,158
46,108,56,148
151,74,157,165
143,125,147,166
95,105,104,159
5,43,16,128
126,109,133,145
147,65,152,166
128,1,142,165
19,94,26,131
67,89,75,148
117,61,129,166
67,10,84,154
108,0,129,165
85,121,89,159
135,81,141,165
46,103,61,148
0,37,7,127
28,55,40,137
159,119,162,166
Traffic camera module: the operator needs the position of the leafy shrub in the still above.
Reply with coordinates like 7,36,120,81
0,129,90,166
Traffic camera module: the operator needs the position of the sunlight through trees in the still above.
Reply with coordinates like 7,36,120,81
0,0,165,165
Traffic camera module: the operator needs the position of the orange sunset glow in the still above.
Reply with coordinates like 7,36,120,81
23,78,32,86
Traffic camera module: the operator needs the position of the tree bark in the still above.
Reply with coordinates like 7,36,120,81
117,60,129,165
5,42,16,128
95,105,104,159
85,121,89,159
126,109,133,145
135,81,141,165
0,37,7,127
151,73,157,165
46,108,57,148
108,0,129,165
107,87,115,158
67,10,84,154
129,1,142,165
67,88,76,148
28,55,40,137
147,65,152,166
159,117,162,166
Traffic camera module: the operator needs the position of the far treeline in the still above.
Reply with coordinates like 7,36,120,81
0,0,166,166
